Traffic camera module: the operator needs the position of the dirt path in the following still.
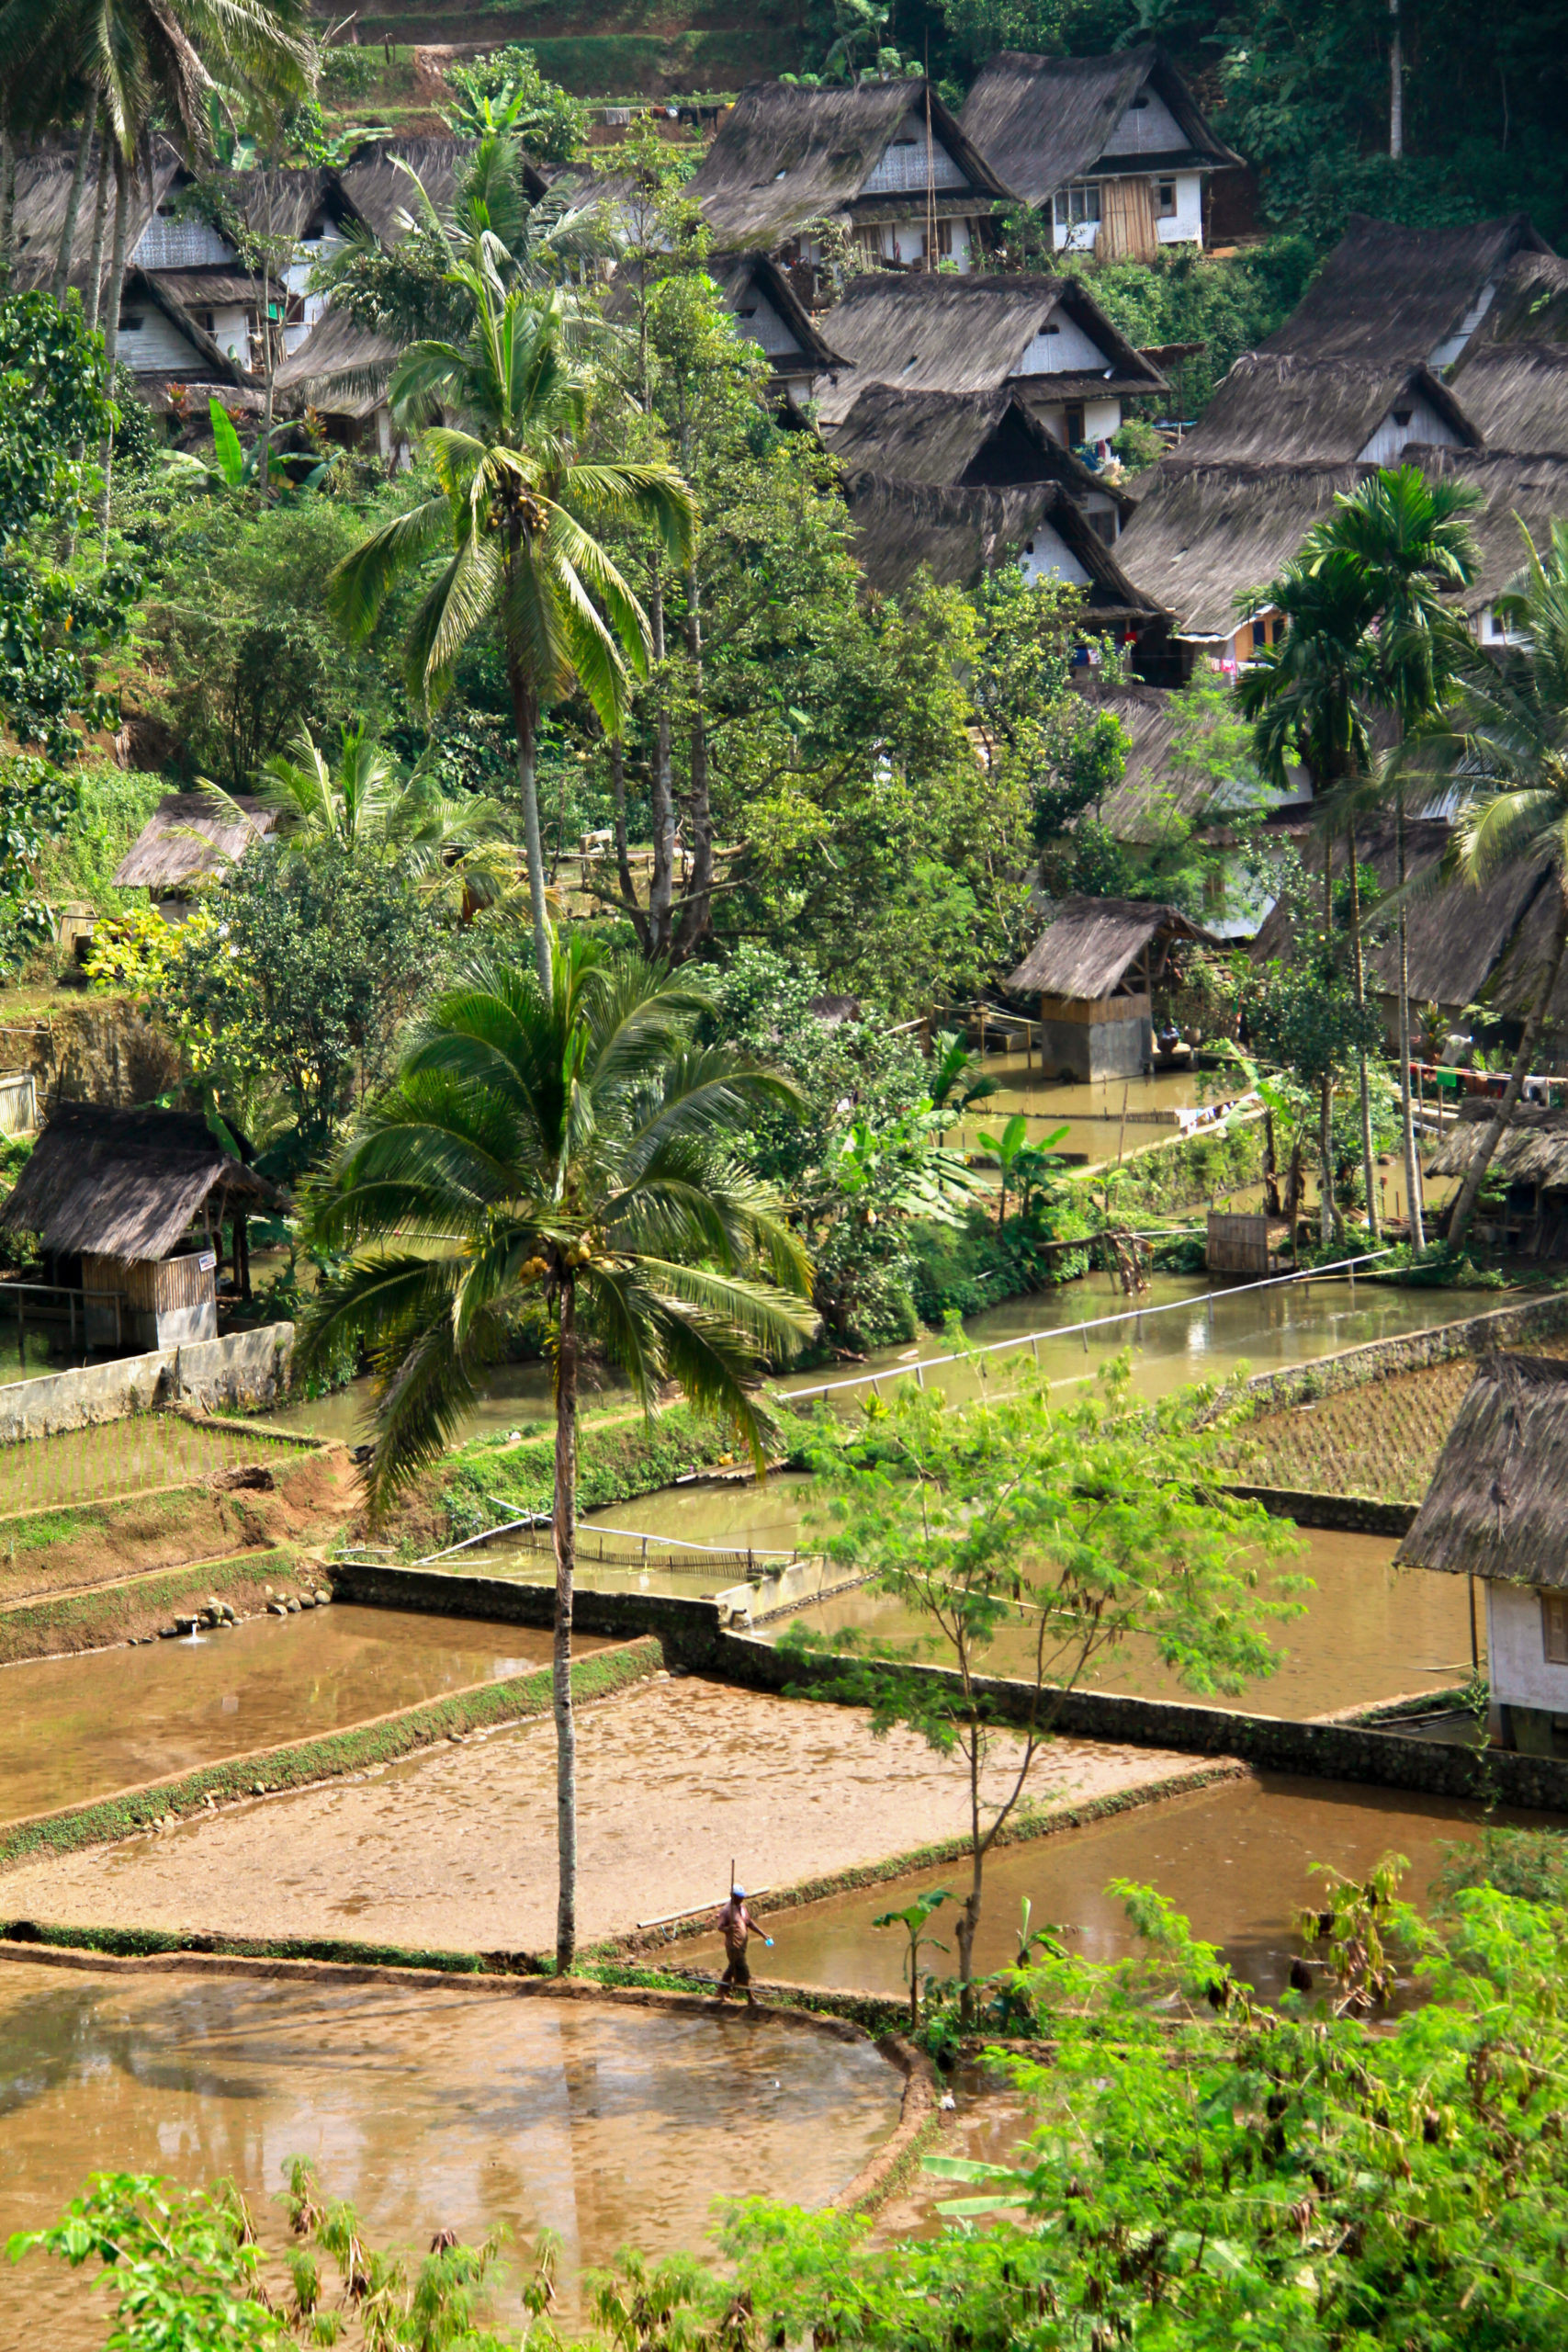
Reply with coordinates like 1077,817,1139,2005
0,1676,1224,1953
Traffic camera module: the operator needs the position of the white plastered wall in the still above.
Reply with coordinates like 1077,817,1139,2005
1019,521,1091,586
1156,171,1204,246
1486,1579,1568,1713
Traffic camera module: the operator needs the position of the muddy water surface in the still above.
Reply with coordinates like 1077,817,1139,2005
773,1527,1478,1721
0,1608,604,1825
0,1963,901,2346
682,1773,1559,2007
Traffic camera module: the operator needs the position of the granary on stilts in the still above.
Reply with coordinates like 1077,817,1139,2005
0,1103,279,1350
1398,1351,1568,1755
1005,896,1217,1080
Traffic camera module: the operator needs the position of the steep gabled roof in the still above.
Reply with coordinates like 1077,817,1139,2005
333,137,549,249
1114,459,1360,637
273,305,402,419
205,164,341,242
842,470,1155,603
958,45,1242,210
1416,450,1568,609
686,78,1010,253
812,270,1165,426
1447,344,1568,457
1396,1352,1568,1589
124,269,251,384
1007,894,1218,998
8,136,181,297
825,380,1135,507
113,793,279,889
1477,250,1568,347
1172,353,1480,467
704,251,843,373
1261,213,1551,369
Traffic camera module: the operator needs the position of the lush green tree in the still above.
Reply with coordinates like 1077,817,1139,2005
442,43,586,161
1431,524,1568,1247
785,1358,1301,2016
1300,466,1480,1252
330,282,694,989
297,934,816,1971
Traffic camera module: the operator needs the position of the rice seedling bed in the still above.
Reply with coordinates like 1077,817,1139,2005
0,1415,310,1519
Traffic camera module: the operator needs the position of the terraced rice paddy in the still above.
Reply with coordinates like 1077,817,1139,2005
0,1411,310,1516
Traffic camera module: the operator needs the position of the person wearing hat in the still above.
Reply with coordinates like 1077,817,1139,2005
715,1884,770,2007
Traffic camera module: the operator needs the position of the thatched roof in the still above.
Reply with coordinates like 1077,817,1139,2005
957,45,1242,209
1261,213,1551,368
0,1102,277,1261
826,380,1128,494
1396,1352,1568,1588
125,269,251,383
813,270,1165,426
1448,344,1568,456
1477,250,1568,348
9,136,180,297
1426,1103,1568,1188
273,305,401,419
112,793,278,889
1173,354,1478,467
704,250,842,373
1366,848,1550,1015
686,78,1009,253
206,164,337,242
1114,459,1359,637
1007,895,1217,997
333,137,548,248
1417,451,1568,609
843,469,1155,604
1082,677,1210,842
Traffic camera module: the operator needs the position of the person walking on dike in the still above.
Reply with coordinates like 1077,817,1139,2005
716,1884,771,2007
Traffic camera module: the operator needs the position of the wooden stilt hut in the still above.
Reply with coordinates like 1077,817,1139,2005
1396,1352,1568,1755
1005,896,1218,1082
0,1103,279,1350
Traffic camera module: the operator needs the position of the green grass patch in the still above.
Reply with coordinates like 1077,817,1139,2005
0,1636,662,1866
438,1406,817,1540
1065,1116,1269,1218
0,1547,303,1663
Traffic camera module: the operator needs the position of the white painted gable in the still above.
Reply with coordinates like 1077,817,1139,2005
1100,85,1186,157
1012,301,1109,377
1019,520,1090,587
729,281,802,359
1357,385,1464,463
862,113,967,194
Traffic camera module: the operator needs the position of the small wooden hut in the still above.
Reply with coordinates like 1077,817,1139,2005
112,792,278,919
1005,897,1218,1080
1426,1102,1568,1256
1397,1352,1568,1755
0,1102,278,1349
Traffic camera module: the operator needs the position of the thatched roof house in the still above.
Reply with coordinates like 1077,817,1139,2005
842,469,1157,610
113,793,279,900
1258,213,1551,371
0,1102,278,1345
1476,251,1568,348
273,306,404,442
1426,1104,1568,1194
334,136,548,243
1171,354,1479,469
1448,344,1568,457
1005,895,1216,1079
685,78,1010,277
1113,458,1359,650
958,46,1241,255
1397,1352,1568,1752
7,137,180,298
703,252,842,403
812,269,1166,435
826,381,1134,514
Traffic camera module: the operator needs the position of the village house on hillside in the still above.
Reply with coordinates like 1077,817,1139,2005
685,78,1011,289
1005,896,1216,1080
1398,1353,1568,1754
113,794,280,925
958,45,1242,259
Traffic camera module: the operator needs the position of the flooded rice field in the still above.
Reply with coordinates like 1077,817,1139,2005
773,1526,1479,1722
0,1677,1211,1954
0,1962,901,2346
682,1772,1553,2007
0,1607,602,1826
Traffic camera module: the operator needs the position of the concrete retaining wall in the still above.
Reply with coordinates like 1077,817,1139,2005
0,1323,295,1442
327,1560,1568,1814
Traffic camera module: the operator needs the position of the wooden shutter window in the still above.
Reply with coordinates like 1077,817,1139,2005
1542,1590,1568,1665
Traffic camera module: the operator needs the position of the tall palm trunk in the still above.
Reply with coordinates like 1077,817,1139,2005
1319,840,1336,1244
97,141,131,550
673,563,712,963
647,572,676,957
51,97,97,300
1395,791,1425,1249
552,1272,579,1976
506,651,552,990
609,737,649,953
1448,879,1568,1248
85,119,110,331
0,131,17,279
1347,827,1380,1238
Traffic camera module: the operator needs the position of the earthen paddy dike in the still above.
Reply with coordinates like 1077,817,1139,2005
0,1960,903,2346
0,1676,1222,1951
0,1606,609,1826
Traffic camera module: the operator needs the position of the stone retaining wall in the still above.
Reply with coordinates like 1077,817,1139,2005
1223,1485,1417,1536
327,1561,1568,1814
0,1323,295,1442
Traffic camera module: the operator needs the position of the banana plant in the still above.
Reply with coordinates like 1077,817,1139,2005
873,1886,953,2030
977,1115,1069,1229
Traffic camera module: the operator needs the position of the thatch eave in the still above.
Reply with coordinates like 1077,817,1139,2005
1396,1352,1568,1588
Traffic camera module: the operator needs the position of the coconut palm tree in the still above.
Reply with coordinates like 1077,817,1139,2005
237,723,510,908
1429,523,1568,1247
1299,464,1480,1250
297,933,818,1973
1238,546,1379,1240
328,283,694,993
